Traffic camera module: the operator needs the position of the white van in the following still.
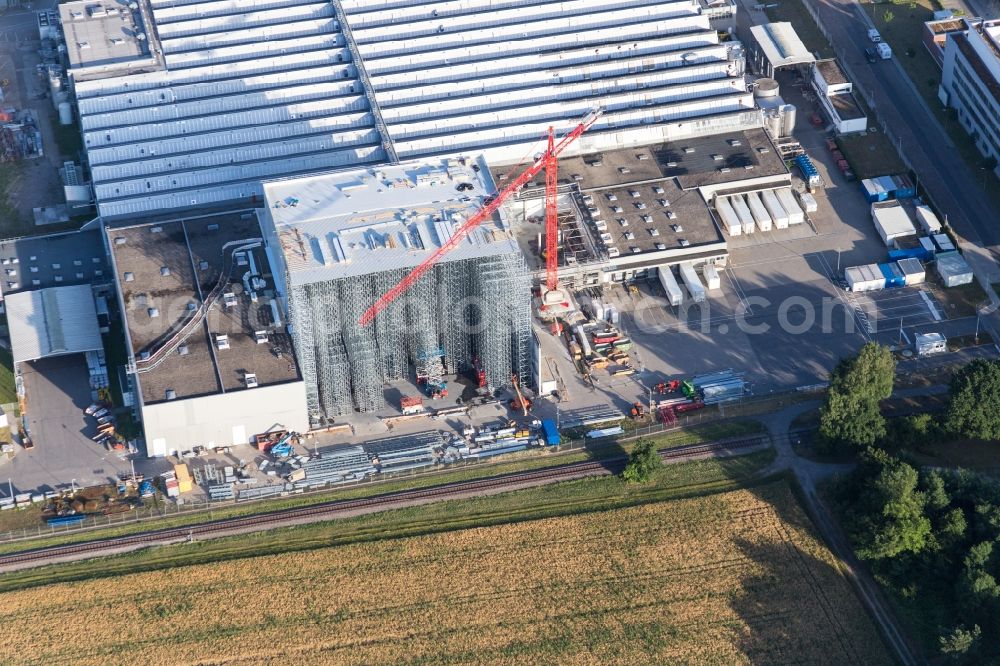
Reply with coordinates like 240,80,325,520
867,28,881,42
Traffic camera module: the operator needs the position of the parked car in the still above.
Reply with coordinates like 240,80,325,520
865,48,878,63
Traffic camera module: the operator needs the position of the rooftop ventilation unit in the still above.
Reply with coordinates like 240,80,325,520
178,345,189,356
683,147,696,154
165,389,176,400
216,335,230,350
245,373,259,389
223,292,237,308
147,307,159,318
254,330,268,344
160,267,170,276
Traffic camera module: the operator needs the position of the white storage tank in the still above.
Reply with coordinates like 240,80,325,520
776,188,805,224
58,102,73,125
761,189,789,229
715,196,742,236
730,195,756,234
746,192,772,232
703,264,722,290
781,104,797,136
657,266,684,306
754,78,780,98
679,262,706,303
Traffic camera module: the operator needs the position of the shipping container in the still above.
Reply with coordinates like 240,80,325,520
888,246,933,262
915,332,947,356
541,419,560,446
679,262,706,303
174,463,193,493
798,191,818,213
775,188,805,224
743,192,771,232
914,205,942,234
703,264,722,290
657,265,683,306
896,257,926,285
878,262,905,288
715,196,742,236
761,189,789,228
574,325,592,358
919,236,937,256
891,174,914,198
861,177,890,203
730,195,756,234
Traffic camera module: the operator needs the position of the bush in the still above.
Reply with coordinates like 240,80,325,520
622,439,661,484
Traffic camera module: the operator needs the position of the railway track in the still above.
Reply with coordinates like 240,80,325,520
0,435,769,571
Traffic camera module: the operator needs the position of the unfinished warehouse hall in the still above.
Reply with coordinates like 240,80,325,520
261,158,531,426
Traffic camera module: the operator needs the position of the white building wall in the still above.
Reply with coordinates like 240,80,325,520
142,381,309,457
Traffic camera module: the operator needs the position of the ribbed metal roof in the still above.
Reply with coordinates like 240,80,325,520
6,285,103,365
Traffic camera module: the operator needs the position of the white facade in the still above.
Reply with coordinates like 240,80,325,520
939,19,1000,176
143,381,309,457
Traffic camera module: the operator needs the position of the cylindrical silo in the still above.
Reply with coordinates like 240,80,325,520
58,102,73,125
764,109,782,138
754,78,779,99
781,104,797,136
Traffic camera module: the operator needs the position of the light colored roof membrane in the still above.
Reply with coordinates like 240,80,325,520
355,11,708,59
91,129,380,181
159,17,337,53
155,2,333,39
153,0,321,24
360,16,712,69
6,285,103,365
95,146,385,199
81,81,361,132
384,84,746,140
749,22,816,68
349,0,695,44
376,58,732,108
345,0,695,26
165,34,344,69
75,49,349,98
392,94,753,157
369,38,724,88
78,64,353,116
381,74,744,124
86,112,373,164
83,96,369,146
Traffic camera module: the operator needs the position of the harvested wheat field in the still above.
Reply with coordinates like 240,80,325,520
1,481,888,664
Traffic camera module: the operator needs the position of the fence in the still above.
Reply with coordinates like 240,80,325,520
0,400,779,544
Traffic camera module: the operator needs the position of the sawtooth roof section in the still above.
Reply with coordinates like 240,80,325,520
6,285,103,365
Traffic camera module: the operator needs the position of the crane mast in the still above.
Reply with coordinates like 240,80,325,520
359,108,602,326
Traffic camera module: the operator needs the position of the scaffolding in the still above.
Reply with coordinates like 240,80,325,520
287,251,531,426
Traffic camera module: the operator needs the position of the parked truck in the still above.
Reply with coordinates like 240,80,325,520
877,42,892,60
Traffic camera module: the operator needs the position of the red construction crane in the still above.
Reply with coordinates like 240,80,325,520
359,108,603,326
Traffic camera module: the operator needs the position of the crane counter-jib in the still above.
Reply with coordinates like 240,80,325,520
359,108,603,325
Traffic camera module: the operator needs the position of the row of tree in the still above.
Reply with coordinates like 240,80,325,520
819,345,1000,659
818,343,1000,453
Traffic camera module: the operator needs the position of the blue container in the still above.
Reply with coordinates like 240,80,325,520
878,263,905,288
891,174,916,199
541,419,561,446
47,514,87,527
861,178,889,203
888,246,933,262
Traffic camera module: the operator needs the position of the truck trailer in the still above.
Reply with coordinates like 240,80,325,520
679,263,706,303
746,192,773,232
761,189,789,228
657,265,684,306
715,196,742,236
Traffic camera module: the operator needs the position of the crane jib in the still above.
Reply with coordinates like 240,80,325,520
359,108,602,326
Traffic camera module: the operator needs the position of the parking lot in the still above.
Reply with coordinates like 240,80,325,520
5,355,132,493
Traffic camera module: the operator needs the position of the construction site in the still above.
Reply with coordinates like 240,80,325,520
261,157,531,426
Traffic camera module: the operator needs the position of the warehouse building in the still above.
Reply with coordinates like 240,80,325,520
106,213,308,456
67,0,757,220
259,157,530,426
939,18,1000,177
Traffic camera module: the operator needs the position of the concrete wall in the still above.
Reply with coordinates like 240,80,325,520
142,380,308,457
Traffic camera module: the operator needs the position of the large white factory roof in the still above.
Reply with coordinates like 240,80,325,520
264,156,520,285
75,0,754,220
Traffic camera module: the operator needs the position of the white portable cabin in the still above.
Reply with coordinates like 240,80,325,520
730,195,756,234
844,263,884,292
914,205,943,234
703,264,722,290
761,189,789,229
679,263,706,303
745,192,772,232
775,188,805,224
798,192,818,213
715,196,742,236
657,265,684,306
